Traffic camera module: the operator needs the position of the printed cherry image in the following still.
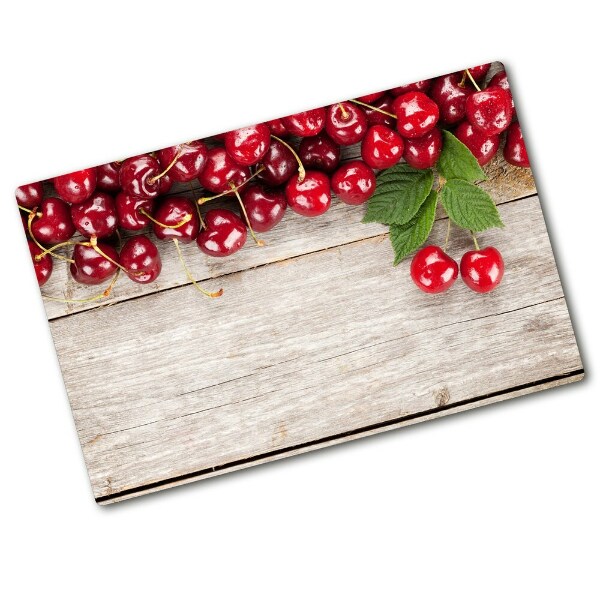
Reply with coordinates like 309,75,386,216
403,128,442,169
504,122,530,168
299,133,341,173
28,239,53,286
460,246,504,293
410,246,459,294
465,87,513,135
54,168,97,205
325,102,368,146
281,108,326,137
16,182,44,209
241,185,287,233
331,161,376,205
156,140,208,182
120,235,162,284
197,209,248,257
361,125,404,170
70,192,118,239
285,171,331,217
224,124,271,166
393,91,439,138
70,242,119,285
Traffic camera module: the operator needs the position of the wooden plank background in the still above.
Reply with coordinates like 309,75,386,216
40,64,583,502
45,168,583,503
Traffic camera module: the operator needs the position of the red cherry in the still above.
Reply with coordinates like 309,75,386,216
454,121,500,166
265,118,288,137
463,64,491,81
465,87,513,135
70,191,118,239
223,124,271,166
503,122,530,168
325,102,368,146
363,94,396,128
115,192,154,231
152,197,199,243
331,160,376,205
410,245,458,294
403,128,443,169
96,162,121,193
70,242,119,285
257,138,297,186
30,197,76,244
298,133,341,173
356,91,385,103
241,184,287,232
197,209,247,257
54,168,97,204
120,235,162,284
429,73,473,125
488,71,513,109
361,124,404,169
28,239,53,286
389,80,432,96
119,155,161,199
16,182,44,209
285,170,331,217
393,91,439,139
198,147,251,194
460,247,504,293
157,172,173,195
156,140,208,182
281,108,326,137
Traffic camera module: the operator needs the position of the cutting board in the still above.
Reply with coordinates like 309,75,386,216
40,69,583,503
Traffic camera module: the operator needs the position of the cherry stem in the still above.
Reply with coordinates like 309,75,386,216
458,70,468,88
27,211,75,263
147,149,184,184
350,99,396,119
197,166,265,205
229,183,264,247
338,102,349,120
195,200,206,230
172,238,223,298
471,231,480,251
443,219,452,252
18,204,42,217
465,69,481,92
139,207,192,230
43,269,120,304
35,240,77,263
88,235,131,273
270,135,305,183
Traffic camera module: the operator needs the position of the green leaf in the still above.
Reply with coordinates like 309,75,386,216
440,179,504,232
390,189,438,265
362,163,434,225
437,130,487,183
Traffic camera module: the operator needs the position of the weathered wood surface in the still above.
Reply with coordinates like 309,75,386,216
49,194,583,503
42,153,534,320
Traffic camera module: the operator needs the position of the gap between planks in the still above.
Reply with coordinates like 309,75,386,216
95,369,584,505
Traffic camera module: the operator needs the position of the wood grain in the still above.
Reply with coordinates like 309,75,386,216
49,195,582,502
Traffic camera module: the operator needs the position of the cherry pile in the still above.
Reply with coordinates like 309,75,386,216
17,63,528,300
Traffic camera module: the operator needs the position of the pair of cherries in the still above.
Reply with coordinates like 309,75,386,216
69,234,162,286
410,244,504,294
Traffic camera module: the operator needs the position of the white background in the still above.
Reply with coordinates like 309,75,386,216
1,2,598,598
